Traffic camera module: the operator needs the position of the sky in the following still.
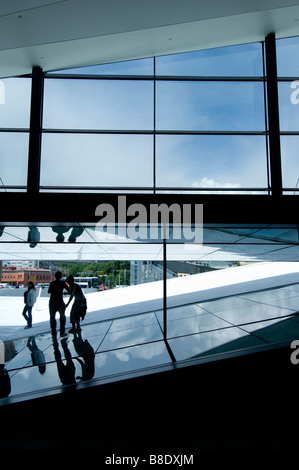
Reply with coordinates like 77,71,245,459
0,38,299,192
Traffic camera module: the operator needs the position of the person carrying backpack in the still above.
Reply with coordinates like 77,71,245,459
22,281,37,329
66,275,87,332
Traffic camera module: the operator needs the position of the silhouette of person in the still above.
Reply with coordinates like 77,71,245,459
0,364,11,398
66,274,87,332
52,227,70,242
48,271,72,336
27,226,40,248
52,335,76,386
27,336,46,374
68,227,84,243
22,281,37,329
72,330,95,381
0,340,10,398
51,227,84,243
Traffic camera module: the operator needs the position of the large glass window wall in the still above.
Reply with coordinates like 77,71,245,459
2,37,299,195
40,41,269,194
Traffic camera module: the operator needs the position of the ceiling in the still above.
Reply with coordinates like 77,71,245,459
2,0,299,78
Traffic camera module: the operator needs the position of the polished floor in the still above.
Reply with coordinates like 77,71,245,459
1,281,299,403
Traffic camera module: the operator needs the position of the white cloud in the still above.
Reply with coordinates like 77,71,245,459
192,177,242,188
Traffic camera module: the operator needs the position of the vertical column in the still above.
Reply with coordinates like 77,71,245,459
162,236,176,363
163,236,167,341
265,33,282,197
27,66,44,194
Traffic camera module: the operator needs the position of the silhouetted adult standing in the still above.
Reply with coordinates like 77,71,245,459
48,271,72,335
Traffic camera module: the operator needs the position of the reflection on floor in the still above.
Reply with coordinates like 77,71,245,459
1,281,299,403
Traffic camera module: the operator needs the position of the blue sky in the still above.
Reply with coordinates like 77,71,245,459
0,39,299,192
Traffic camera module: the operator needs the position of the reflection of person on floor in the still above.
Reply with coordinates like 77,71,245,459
0,364,11,398
52,336,76,386
22,281,37,329
66,275,87,333
72,330,95,381
48,271,72,336
51,227,84,243
0,340,10,398
27,336,46,374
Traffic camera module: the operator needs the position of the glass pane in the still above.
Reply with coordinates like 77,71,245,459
98,323,163,351
40,133,153,187
43,79,153,130
156,81,265,131
156,135,268,189
156,42,263,77
93,342,170,378
279,81,299,131
47,58,154,76
276,36,299,77
280,135,299,190
0,133,29,187
168,328,248,361
0,78,31,128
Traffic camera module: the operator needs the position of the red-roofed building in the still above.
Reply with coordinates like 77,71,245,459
1,266,53,286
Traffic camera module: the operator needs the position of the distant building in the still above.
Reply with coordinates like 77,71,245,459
130,260,215,285
4,260,61,272
4,260,38,269
1,266,53,286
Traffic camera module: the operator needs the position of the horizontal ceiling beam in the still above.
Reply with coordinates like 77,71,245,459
0,193,297,225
